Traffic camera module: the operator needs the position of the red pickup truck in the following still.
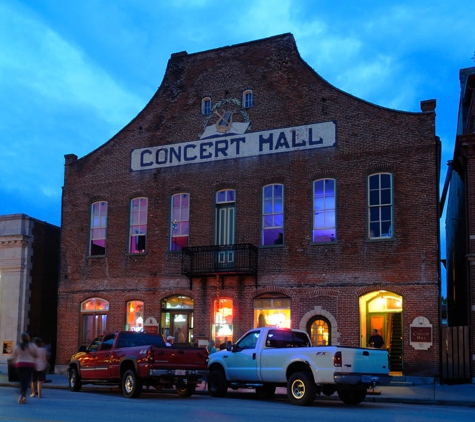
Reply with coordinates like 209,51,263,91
67,331,209,398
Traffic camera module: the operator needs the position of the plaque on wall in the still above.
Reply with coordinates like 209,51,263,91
2,341,14,355
409,316,433,350
144,316,159,334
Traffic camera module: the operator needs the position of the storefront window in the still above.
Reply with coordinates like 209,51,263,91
80,298,109,347
212,298,233,347
125,300,144,332
254,293,291,328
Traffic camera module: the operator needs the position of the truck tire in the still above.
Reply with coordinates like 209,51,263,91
68,367,82,392
208,369,228,397
176,383,196,397
122,369,143,398
256,384,276,400
287,372,317,406
337,389,367,405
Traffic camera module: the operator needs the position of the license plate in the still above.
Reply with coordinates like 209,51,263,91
175,370,186,376
362,375,373,383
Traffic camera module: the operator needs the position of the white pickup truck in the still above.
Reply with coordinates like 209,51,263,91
207,327,391,406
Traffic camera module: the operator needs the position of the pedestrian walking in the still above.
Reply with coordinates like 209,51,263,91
12,333,38,404
31,337,49,398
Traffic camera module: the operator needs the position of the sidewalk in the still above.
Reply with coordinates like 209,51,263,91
0,370,474,407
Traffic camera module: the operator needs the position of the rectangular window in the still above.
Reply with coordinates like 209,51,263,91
129,197,148,253
368,173,393,238
89,201,107,256
170,193,189,251
313,179,336,242
262,184,283,246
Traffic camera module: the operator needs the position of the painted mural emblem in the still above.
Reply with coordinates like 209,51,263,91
200,97,251,139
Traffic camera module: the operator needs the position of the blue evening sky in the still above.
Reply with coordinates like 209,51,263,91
1,1,474,296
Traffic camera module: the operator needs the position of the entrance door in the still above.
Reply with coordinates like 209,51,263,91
215,204,235,269
171,313,189,344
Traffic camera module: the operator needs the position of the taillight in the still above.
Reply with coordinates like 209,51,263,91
147,346,155,363
333,351,342,367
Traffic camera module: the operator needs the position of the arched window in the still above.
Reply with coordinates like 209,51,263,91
80,298,109,347
307,316,331,346
170,193,190,251
368,173,393,239
212,298,234,346
89,201,107,256
313,179,336,243
254,292,291,328
129,197,148,253
242,89,253,108
262,184,284,246
126,300,144,331
201,97,211,115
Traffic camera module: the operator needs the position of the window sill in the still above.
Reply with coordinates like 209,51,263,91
87,254,106,259
310,240,338,245
366,237,395,242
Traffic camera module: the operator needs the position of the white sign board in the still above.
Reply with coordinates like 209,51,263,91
131,121,336,171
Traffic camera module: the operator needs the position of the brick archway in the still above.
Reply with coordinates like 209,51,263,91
299,306,340,345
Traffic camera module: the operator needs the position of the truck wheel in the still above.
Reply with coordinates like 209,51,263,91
337,389,367,405
122,369,143,398
256,384,276,400
208,369,228,397
176,383,196,397
68,367,82,392
287,372,317,406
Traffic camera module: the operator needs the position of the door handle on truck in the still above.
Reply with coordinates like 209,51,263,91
253,353,256,360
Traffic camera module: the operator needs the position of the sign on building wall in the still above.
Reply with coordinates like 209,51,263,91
131,121,336,171
409,316,433,350
143,316,159,334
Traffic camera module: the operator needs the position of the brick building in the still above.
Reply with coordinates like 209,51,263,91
56,34,441,377
443,66,475,382
0,214,60,372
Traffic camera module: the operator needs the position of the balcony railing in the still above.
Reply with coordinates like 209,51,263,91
182,244,258,279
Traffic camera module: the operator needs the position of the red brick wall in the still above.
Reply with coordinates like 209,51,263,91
57,34,440,376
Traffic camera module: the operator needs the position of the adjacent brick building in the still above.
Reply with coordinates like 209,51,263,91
57,34,441,377
443,66,475,382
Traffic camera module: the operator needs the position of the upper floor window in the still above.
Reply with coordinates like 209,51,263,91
262,184,283,246
170,193,189,251
313,179,336,243
242,90,253,108
89,201,107,256
201,97,211,115
368,173,393,239
129,197,148,253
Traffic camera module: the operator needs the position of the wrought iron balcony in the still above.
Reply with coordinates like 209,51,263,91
181,244,258,279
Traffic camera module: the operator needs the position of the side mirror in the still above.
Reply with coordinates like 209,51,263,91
231,344,239,353
78,345,87,353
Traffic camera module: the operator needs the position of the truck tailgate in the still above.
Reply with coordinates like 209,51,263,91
339,348,389,374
